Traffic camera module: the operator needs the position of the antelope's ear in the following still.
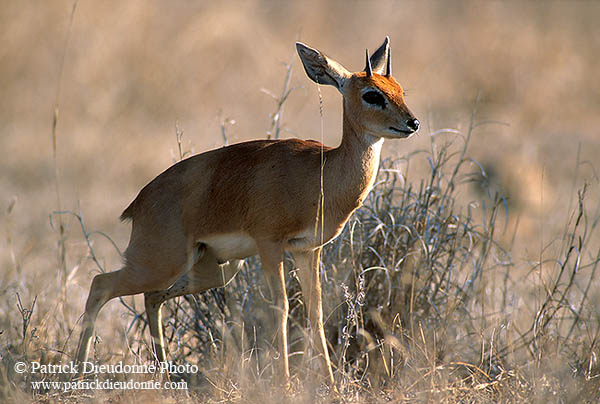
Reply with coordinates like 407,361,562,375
369,37,389,75
296,42,350,91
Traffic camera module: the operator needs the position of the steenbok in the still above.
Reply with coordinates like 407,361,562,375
75,37,418,384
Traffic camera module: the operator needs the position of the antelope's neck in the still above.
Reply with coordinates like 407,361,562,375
325,105,384,213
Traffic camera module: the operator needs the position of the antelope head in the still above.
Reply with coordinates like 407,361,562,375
296,37,420,139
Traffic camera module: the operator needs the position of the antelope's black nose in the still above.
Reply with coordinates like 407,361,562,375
406,118,420,132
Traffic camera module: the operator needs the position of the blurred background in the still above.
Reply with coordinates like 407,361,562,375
1,1,599,320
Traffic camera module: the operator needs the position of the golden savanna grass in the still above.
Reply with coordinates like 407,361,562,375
1,1,600,403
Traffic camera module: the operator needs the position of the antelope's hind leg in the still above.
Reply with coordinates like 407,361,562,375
144,244,243,363
75,267,152,373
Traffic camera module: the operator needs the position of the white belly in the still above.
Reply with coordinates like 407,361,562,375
285,227,340,251
201,227,340,262
200,233,258,261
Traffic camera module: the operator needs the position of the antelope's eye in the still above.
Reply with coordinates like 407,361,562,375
362,91,386,108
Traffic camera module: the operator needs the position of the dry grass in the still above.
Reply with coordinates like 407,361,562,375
1,1,600,403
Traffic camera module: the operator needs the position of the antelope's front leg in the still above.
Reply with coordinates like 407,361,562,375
257,241,290,384
293,248,334,384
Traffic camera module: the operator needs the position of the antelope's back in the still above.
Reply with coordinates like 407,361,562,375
120,138,331,240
